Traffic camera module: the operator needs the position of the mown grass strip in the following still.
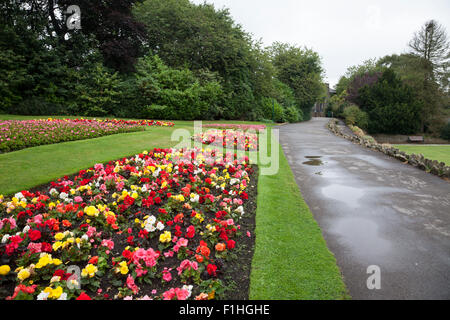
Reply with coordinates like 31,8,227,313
250,143,349,300
394,145,450,166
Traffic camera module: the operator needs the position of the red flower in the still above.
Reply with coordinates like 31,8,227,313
76,292,92,300
88,256,99,265
28,229,41,241
207,264,217,277
227,240,236,250
122,249,133,260
185,225,195,238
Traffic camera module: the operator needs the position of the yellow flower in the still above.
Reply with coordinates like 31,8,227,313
0,265,11,276
159,231,172,243
51,286,63,299
118,261,129,275
54,232,65,241
52,241,63,251
81,264,98,278
17,269,30,281
84,206,99,217
35,254,52,269
52,259,62,266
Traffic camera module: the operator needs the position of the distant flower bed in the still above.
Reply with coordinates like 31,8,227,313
193,129,259,151
203,123,266,131
0,119,146,153
71,118,175,128
0,148,256,300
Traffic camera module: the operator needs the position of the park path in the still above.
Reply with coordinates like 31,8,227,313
279,118,450,299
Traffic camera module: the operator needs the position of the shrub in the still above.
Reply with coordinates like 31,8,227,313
357,68,423,134
261,97,285,123
342,105,369,130
284,106,300,123
144,104,174,120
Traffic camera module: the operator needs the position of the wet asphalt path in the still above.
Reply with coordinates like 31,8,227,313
279,118,450,300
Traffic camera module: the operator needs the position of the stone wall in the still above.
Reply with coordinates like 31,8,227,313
327,119,450,180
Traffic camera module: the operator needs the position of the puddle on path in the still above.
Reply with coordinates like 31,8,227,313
303,156,324,166
332,217,392,259
321,184,365,208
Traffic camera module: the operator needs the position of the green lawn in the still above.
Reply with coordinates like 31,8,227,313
0,114,348,299
394,145,450,165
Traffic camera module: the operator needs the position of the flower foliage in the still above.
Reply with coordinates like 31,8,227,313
0,118,174,153
0,147,254,300
193,129,258,151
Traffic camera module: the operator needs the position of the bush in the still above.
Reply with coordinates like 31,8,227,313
357,68,423,134
260,97,285,123
144,104,174,120
342,105,369,130
284,106,300,123
441,123,450,140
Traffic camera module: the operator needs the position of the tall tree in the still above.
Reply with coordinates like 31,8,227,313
409,20,450,91
268,42,324,120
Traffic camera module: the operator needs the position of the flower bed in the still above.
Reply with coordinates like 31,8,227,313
71,118,175,128
203,124,266,131
0,148,257,300
0,119,147,153
192,129,259,151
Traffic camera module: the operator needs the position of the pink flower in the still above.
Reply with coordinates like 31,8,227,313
126,275,139,295
101,239,114,250
162,268,172,282
74,196,83,203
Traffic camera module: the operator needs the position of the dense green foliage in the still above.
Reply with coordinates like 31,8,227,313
333,20,449,135
342,105,369,130
0,0,325,122
356,69,423,134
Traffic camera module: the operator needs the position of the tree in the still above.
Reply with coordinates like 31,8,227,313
268,42,324,120
409,20,450,92
357,68,423,134
9,0,148,72
378,53,445,133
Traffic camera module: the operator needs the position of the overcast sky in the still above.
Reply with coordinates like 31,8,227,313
191,0,450,88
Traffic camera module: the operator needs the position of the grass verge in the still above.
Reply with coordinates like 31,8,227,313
394,145,450,165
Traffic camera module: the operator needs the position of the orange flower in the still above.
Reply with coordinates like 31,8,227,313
215,243,226,252
195,254,204,263
199,246,210,257
62,220,72,227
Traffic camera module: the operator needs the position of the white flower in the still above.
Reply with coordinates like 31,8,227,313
1,234,10,244
81,234,89,242
14,192,25,200
59,192,68,200
234,206,244,216
156,222,165,231
145,224,156,233
49,188,58,196
23,225,30,234
37,291,50,300
182,285,193,298
147,216,156,225
58,293,68,300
